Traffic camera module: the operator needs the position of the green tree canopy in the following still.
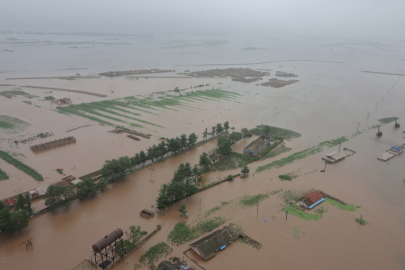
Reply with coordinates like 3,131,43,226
76,178,98,200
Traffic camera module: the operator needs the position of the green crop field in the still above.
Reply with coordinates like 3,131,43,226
0,150,43,181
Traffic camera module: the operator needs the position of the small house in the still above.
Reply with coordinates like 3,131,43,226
243,136,270,156
322,151,346,163
296,190,325,209
189,226,242,261
157,261,180,270
140,209,155,219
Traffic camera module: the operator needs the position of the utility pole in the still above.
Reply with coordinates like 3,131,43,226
339,142,342,151
321,161,327,172
256,203,259,220
286,210,288,220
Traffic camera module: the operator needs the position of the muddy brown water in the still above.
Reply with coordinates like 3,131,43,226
1,36,405,269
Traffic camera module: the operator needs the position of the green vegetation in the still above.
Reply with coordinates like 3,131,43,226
0,168,9,180
294,227,301,238
22,101,32,105
167,217,226,245
44,96,55,100
279,174,292,181
0,208,30,234
257,140,283,158
378,117,397,124
57,89,239,128
0,115,30,134
241,165,250,176
0,89,37,99
282,205,326,221
250,125,301,140
240,190,283,207
140,242,173,265
44,185,76,211
0,150,43,181
205,206,221,217
355,218,368,225
125,225,148,245
210,152,258,171
261,142,291,159
257,136,348,173
325,198,359,211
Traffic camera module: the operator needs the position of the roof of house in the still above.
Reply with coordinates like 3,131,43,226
244,136,270,151
297,190,325,208
325,151,346,161
157,261,180,270
189,227,239,261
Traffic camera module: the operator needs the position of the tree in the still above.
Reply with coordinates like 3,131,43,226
11,209,29,232
147,145,158,162
139,151,147,166
0,209,29,235
241,166,250,176
208,149,220,164
216,123,224,135
96,179,108,192
241,128,249,138
224,121,230,132
191,165,201,183
211,126,216,137
125,225,147,245
157,141,167,160
203,128,208,141
180,134,188,149
188,133,198,147
76,178,98,200
14,194,32,215
0,200,5,211
61,186,76,209
217,136,232,156
262,125,271,135
44,185,65,212
178,205,187,218
199,152,212,171
229,132,242,144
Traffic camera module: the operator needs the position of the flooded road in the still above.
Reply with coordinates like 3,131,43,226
1,36,405,269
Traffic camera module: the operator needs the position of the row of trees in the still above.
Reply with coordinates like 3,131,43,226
0,201,30,235
101,132,200,182
156,162,201,209
202,121,230,140
45,179,108,212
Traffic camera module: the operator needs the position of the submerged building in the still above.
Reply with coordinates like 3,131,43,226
296,190,325,209
243,135,270,156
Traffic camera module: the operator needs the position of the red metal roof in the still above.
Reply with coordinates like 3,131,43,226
298,190,324,208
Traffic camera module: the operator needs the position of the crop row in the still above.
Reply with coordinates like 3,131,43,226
0,150,43,181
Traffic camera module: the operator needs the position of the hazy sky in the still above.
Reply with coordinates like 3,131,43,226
1,0,404,39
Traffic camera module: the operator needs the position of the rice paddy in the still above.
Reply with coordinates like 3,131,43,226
57,89,240,129
0,115,30,134
0,150,43,181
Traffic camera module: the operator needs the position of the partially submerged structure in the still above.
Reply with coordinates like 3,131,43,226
157,261,180,270
190,226,245,261
92,229,124,269
140,209,155,219
53,97,72,105
243,136,270,156
322,151,346,163
30,136,76,152
296,190,325,209
378,145,404,161
72,259,98,270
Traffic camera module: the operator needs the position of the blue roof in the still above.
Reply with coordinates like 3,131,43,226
220,245,226,250
309,198,325,209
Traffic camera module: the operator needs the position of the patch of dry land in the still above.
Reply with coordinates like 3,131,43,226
261,78,299,88
99,69,175,77
275,71,298,77
189,68,269,83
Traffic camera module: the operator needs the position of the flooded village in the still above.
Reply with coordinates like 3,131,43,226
1,31,405,270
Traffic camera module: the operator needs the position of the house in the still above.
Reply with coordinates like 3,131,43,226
243,136,270,156
296,190,325,209
189,226,242,261
157,261,180,270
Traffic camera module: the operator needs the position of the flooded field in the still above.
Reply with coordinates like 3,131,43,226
0,34,405,270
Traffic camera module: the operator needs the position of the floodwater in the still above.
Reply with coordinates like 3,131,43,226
0,34,405,270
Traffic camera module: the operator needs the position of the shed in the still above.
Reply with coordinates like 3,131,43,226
243,136,271,156
296,190,325,209
189,226,240,261
140,209,155,219
322,151,346,163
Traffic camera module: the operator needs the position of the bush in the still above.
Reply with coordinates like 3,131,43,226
279,174,292,181
140,242,172,265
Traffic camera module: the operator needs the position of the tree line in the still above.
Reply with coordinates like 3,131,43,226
0,194,31,235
